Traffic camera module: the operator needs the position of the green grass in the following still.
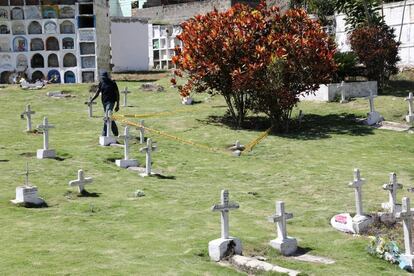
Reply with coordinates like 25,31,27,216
0,77,413,275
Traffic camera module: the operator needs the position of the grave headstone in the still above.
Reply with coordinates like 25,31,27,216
139,138,157,177
396,197,414,270
138,119,145,144
364,93,383,125
268,201,297,256
116,126,138,168
208,190,242,261
69,169,93,194
20,104,35,132
11,162,45,206
229,140,244,157
381,172,403,217
36,117,56,159
85,97,97,118
348,168,372,233
99,110,117,146
405,92,414,123
121,87,130,107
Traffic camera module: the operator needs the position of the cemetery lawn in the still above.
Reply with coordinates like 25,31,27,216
0,77,413,275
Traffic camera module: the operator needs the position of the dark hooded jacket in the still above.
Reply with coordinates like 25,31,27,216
98,73,119,104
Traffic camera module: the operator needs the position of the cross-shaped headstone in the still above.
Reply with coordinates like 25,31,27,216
211,190,239,239
268,201,293,240
23,162,31,187
396,197,413,256
85,97,97,118
69,169,93,193
349,168,365,216
119,126,133,160
382,172,403,216
366,93,377,113
21,104,35,132
139,138,157,176
138,119,145,144
122,87,130,107
37,117,54,150
405,92,414,123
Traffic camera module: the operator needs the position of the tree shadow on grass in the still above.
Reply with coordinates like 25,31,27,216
201,113,374,140
153,173,176,180
281,113,374,140
382,80,414,97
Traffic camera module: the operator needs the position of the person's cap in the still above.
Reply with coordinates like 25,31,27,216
100,71,109,78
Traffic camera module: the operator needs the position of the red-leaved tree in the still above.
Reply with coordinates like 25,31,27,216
172,2,336,129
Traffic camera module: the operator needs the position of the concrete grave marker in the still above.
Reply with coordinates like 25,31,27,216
121,87,130,107
381,172,403,217
139,138,157,177
36,117,56,159
138,119,145,144
268,201,297,256
208,190,242,261
69,169,93,194
348,168,372,233
229,140,244,156
116,126,138,168
396,197,414,270
405,92,414,123
99,110,117,146
339,81,348,103
11,162,45,206
85,96,97,118
364,93,383,125
20,104,35,132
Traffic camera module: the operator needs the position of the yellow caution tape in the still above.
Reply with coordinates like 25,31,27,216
112,115,229,155
242,127,272,153
117,107,201,119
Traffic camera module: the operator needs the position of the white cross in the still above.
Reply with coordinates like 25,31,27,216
396,197,413,255
122,87,130,107
23,162,31,187
85,97,97,118
69,169,93,193
230,140,244,151
268,201,293,240
366,93,377,113
37,117,54,150
139,138,157,176
383,172,403,216
349,168,365,216
405,92,414,116
104,110,113,137
21,104,35,132
211,190,239,239
138,119,145,144
118,126,134,160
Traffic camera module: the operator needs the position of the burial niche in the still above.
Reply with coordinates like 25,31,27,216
44,21,57,34
47,69,60,83
64,71,75,83
16,54,28,69
62,37,74,49
31,70,44,81
59,6,75,19
30,38,44,51
60,20,74,34
0,38,9,52
25,6,42,19
28,21,42,34
31,53,44,68
25,0,40,5
0,24,9,34
46,37,59,51
63,53,76,67
42,6,57,19
11,7,24,20
82,71,94,83
0,8,8,20
12,21,25,35
13,36,27,51
47,53,58,67
10,0,24,5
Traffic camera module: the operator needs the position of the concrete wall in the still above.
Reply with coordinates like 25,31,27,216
95,0,112,76
110,18,149,72
301,81,378,102
336,0,414,68
110,0,132,17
